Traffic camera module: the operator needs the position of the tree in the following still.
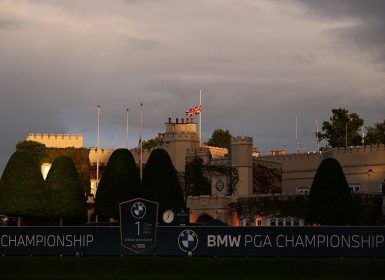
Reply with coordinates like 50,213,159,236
16,140,47,165
185,157,211,197
0,151,48,225
94,149,141,220
207,129,232,149
45,156,87,225
306,158,353,225
45,147,91,195
318,108,364,148
142,136,163,150
365,120,385,145
142,149,184,214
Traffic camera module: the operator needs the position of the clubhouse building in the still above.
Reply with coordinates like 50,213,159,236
27,117,385,226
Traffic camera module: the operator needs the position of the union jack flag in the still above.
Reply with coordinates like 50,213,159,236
186,105,202,117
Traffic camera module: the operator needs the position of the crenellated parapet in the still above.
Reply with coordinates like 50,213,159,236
165,117,197,133
163,132,199,143
186,147,211,164
27,133,83,148
231,136,253,146
202,145,229,159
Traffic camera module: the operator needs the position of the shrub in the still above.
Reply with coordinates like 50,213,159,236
306,158,353,225
0,151,48,223
142,149,184,214
45,156,87,225
94,149,141,219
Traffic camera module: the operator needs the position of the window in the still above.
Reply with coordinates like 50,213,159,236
268,217,303,227
297,187,310,196
256,219,262,226
240,218,250,227
349,184,360,193
277,219,284,226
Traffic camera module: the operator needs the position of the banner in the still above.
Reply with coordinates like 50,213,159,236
0,226,385,257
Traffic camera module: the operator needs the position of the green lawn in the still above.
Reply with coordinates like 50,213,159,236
0,257,384,280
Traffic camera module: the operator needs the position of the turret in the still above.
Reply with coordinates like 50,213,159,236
231,136,253,198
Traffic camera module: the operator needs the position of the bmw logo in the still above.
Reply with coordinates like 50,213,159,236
178,229,198,253
131,202,146,219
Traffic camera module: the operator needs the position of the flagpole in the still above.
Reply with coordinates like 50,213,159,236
96,105,100,191
125,107,129,149
296,114,299,154
316,119,320,152
140,102,143,180
345,122,348,148
362,122,365,146
199,90,202,146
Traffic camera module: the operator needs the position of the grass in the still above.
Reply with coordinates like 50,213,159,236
0,256,384,280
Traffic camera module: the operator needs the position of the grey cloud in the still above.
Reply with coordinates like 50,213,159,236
1,0,385,174
294,0,385,21
0,19,18,28
294,0,385,66
125,37,161,52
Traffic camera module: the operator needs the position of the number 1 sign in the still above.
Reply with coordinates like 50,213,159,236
119,198,158,253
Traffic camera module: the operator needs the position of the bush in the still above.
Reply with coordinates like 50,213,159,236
142,149,184,214
95,149,141,219
0,151,48,222
45,156,87,225
306,158,353,225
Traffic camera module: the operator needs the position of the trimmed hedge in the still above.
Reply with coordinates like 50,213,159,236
94,149,141,219
45,156,87,225
0,151,48,219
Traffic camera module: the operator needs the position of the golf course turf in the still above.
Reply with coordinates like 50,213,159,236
0,256,385,280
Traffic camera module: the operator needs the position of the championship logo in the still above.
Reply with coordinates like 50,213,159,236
178,229,198,254
131,201,146,219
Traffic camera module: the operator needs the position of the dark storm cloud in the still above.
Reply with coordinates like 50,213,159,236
294,0,385,20
294,0,385,66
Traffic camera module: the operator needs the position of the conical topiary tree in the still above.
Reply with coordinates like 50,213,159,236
142,148,184,215
94,148,141,220
45,156,87,225
306,157,353,225
0,151,48,226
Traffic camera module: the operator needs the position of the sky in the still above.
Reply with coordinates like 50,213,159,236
0,0,384,175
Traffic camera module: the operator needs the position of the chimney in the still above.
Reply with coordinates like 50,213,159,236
176,118,179,124
181,118,185,124
168,117,171,123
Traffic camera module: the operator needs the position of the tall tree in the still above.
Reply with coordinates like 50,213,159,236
45,156,87,225
185,157,211,197
142,149,184,214
95,149,141,220
142,136,163,150
306,158,353,225
16,140,47,165
207,129,232,149
0,151,48,225
365,120,385,145
318,108,364,148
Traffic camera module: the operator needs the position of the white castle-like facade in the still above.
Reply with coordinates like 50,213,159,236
29,117,385,226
